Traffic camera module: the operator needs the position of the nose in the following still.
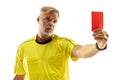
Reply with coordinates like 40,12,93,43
48,21,54,27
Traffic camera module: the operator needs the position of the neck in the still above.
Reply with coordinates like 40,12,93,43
36,34,52,44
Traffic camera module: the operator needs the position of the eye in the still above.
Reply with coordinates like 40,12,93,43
46,16,51,21
54,20,57,23
45,16,57,23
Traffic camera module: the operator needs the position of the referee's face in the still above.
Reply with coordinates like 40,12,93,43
37,11,59,37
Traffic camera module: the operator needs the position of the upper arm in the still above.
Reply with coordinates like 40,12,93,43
13,75,25,80
14,46,26,74
71,45,82,58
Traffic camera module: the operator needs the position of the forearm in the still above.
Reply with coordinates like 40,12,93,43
13,75,25,80
72,44,99,58
72,29,108,58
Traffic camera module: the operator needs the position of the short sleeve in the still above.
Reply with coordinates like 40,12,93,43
14,45,26,74
62,37,79,61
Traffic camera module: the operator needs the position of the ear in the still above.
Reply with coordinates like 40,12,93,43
37,16,40,23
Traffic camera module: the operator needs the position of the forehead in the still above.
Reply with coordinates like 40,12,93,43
41,11,59,19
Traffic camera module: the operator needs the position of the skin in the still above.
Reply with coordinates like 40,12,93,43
13,75,25,80
37,11,58,43
13,11,109,80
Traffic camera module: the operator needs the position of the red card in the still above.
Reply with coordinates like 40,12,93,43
91,11,103,31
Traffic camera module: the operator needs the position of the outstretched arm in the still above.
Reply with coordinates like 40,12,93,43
72,29,109,58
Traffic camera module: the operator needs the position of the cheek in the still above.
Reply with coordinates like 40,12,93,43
40,24,46,31
43,21,49,26
53,24,57,28
40,21,45,27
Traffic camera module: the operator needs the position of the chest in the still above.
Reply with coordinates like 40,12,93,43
23,43,66,61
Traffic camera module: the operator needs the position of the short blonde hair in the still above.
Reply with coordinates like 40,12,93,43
40,6,59,17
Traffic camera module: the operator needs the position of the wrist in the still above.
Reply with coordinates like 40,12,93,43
95,43,107,51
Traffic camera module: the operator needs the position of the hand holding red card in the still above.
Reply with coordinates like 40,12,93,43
91,11,103,31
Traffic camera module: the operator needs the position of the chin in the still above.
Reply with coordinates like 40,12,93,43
44,32,53,37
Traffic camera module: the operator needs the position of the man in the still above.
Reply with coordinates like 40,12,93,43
13,6,109,80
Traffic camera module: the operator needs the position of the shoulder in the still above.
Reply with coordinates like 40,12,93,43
52,34,71,40
52,34,77,45
19,36,36,47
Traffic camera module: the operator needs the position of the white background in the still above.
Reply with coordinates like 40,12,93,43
0,0,119,80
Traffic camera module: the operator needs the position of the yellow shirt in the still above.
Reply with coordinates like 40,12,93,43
14,34,78,80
